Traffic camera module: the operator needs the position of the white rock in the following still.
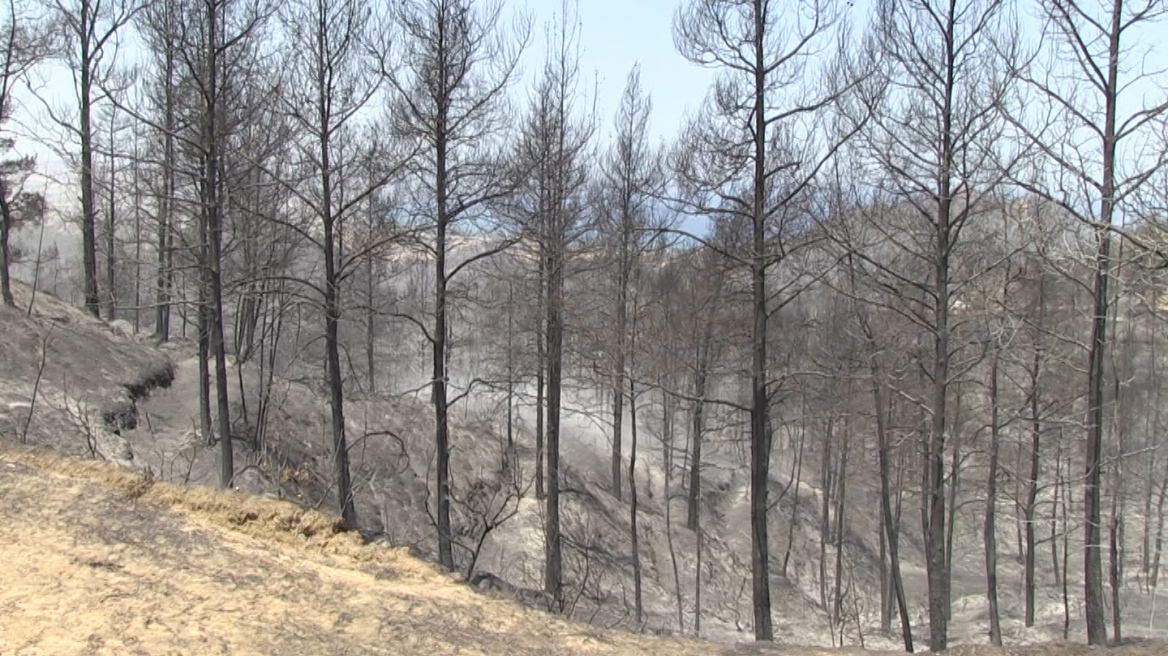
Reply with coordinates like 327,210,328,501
109,319,135,338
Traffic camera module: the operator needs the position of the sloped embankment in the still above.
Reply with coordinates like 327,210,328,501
3,447,1167,656
0,447,836,656
0,285,174,461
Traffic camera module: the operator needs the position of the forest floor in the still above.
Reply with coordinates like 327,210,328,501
1,446,1164,656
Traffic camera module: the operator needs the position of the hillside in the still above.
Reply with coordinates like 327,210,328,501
0,446,877,656
2,446,1165,656
3,282,1168,652
0,283,844,641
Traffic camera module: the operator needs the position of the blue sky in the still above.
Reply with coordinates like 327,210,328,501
13,0,1167,209
15,0,717,198
530,0,713,143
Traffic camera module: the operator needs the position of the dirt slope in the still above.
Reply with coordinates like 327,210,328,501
2,447,1165,656
0,447,801,656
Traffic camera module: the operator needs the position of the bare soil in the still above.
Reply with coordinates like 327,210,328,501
0,446,1163,656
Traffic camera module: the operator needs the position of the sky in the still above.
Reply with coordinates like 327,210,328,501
6,0,726,252
10,0,1167,215
529,0,713,143
13,0,719,193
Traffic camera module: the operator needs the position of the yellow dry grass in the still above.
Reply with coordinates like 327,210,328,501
0,445,1162,656
0,446,729,656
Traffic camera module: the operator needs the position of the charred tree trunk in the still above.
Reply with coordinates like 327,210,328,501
820,418,834,610
926,200,952,652
629,373,642,624
1083,0,1123,643
1144,457,1163,583
660,378,685,632
317,25,356,527
198,261,213,447
611,238,627,502
535,245,546,501
1061,434,1071,639
985,353,1003,646
365,203,376,392
687,320,713,531
103,115,116,319
862,311,913,652
687,359,705,531
203,0,232,488
105,113,117,320
748,0,772,639
0,193,13,307
434,127,453,569
324,228,355,526
153,22,175,340
545,236,564,610
79,0,100,318
832,419,849,643
782,415,805,579
1025,273,1046,627
1110,479,1123,642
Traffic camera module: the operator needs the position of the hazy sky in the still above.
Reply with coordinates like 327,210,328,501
14,0,717,197
13,0,1167,207
529,0,713,142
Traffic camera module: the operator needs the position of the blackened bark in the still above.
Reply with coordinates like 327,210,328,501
879,389,913,650
154,41,174,340
1024,273,1046,627
198,269,212,447
435,130,453,568
324,240,356,527
782,413,804,579
927,147,953,656
204,0,232,489
105,116,116,319
535,246,546,500
1110,485,1123,642
985,354,1002,646
629,375,642,623
862,310,912,652
545,237,564,609
820,419,833,610
688,320,713,531
611,236,626,501
365,203,376,393
317,11,356,527
1084,0,1123,643
831,421,848,639
0,191,13,307
748,0,772,639
80,0,100,318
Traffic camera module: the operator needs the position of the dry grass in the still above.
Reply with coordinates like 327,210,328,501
0,445,1162,656
0,446,713,656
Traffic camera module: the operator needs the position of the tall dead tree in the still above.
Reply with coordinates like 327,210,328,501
510,1,591,607
43,0,139,317
203,0,231,487
136,0,181,340
0,0,50,307
673,0,852,640
281,0,400,529
1007,0,1168,642
628,303,643,623
99,106,119,318
598,66,661,503
686,247,726,532
1022,237,1050,628
844,0,1016,647
983,263,1016,647
168,0,272,487
848,246,914,652
387,0,529,569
